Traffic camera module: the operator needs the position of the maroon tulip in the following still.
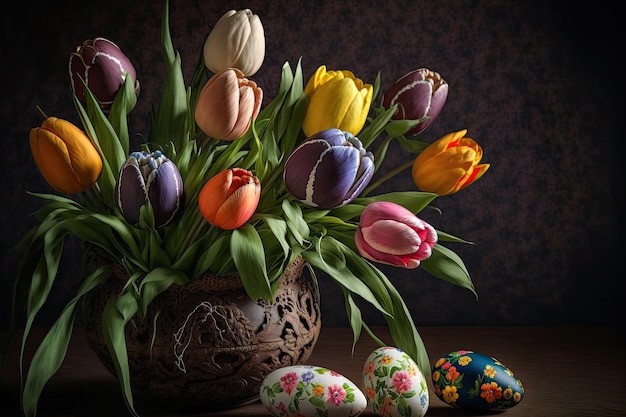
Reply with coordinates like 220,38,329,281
69,37,140,110
382,68,448,137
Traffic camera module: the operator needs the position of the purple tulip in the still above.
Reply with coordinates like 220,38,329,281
283,128,374,209
115,151,183,228
382,68,448,137
69,37,140,111
355,201,437,269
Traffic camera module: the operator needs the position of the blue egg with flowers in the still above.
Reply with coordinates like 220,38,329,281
431,350,524,411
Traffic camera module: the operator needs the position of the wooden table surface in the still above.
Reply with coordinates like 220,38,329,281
1,326,624,416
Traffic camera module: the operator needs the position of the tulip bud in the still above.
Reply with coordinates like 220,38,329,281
29,117,102,194
412,129,490,196
198,168,261,230
283,128,374,209
194,68,263,141
203,9,265,77
355,201,437,269
115,151,183,228
69,37,140,111
382,68,448,136
302,66,373,138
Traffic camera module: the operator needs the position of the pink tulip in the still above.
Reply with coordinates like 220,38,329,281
355,202,437,269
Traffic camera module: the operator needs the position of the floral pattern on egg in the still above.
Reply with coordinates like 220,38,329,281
362,347,429,417
260,365,366,417
431,350,524,411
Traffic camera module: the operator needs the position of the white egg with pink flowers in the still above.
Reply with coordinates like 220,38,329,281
260,364,367,417
362,346,429,417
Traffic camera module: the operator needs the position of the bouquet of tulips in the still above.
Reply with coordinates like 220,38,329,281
11,1,489,416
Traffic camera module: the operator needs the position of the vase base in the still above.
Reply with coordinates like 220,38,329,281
84,257,321,408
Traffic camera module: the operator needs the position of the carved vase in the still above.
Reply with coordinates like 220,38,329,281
84,256,321,409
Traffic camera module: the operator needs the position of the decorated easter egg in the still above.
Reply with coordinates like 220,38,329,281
362,346,429,417
431,350,524,411
260,365,367,417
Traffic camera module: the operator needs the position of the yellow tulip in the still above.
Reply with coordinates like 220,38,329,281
29,117,102,194
412,129,490,196
302,65,373,137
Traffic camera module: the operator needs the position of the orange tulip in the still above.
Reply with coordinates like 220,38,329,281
29,117,102,194
198,168,260,230
194,68,263,141
412,129,490,196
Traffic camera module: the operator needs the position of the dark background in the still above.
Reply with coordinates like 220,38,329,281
1,0,622,332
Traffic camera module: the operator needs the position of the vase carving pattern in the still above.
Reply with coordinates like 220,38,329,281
84,256,321,408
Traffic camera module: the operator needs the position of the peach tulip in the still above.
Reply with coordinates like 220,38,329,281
194,68,263,141
198,168,260,230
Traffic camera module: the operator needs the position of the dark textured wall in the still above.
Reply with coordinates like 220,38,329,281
1,0,622,331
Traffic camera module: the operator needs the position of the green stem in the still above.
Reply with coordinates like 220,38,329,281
373,135,393,168
362,159,413,197
175,211,207,260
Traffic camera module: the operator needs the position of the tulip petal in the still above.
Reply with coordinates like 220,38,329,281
361,220,422,255
146,161,184,227
355,229,419,269
116,162,148,225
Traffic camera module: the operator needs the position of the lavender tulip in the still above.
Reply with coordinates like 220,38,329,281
115,150,183,228
283,128,374,209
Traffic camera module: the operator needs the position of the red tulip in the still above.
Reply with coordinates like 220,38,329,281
198,168,261,230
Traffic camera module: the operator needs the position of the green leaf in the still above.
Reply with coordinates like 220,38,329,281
138,267,187,316
384,118,422,138
394,135,430,154
252,214,290,260
421,244,477,297
359,104,398,148
83,84,127,173
281,200,310,246
374,267,431,380
102,289,140,417
231,225,272,301
343,290,363,355
21,267,110,417
151,0,189,149
302,237,391,315
108,74,138,155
